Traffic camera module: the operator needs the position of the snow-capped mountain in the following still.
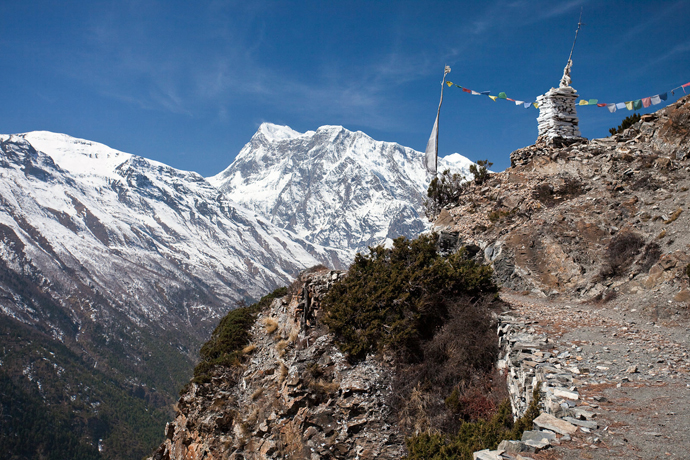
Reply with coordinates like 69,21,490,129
0,131,347,458
209,123,473,264
0,132,342,328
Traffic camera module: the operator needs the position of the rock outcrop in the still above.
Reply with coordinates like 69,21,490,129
151,268,405,460
435,96,690,319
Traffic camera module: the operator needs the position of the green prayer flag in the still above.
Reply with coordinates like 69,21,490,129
588,99,598,105
633,99,642,110
498,92,507,99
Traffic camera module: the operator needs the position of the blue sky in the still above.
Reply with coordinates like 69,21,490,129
1,0,689,175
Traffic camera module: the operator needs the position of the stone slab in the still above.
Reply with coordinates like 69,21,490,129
533,413,578,435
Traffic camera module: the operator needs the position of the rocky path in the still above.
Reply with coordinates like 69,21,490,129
501,290,690,460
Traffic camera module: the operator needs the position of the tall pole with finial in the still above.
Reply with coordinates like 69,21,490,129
424,65,451,174
560,8,584,88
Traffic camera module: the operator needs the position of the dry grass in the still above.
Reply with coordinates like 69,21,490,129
263,317,279,334
312,380,340,395
278,362,288,383
665,208,683,224
251,387,264,400
242,343,256,354
276,339,289,357
658,229,667,239
288,328,299,343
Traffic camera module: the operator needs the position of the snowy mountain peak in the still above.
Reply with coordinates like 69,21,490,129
209,123,474,263
256,123,302,141
22,131,132,179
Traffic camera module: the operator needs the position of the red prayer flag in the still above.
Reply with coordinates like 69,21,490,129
462,88,472,93
507,98,515,101
642,97,652,108
682,82,690,87
597,103,606,107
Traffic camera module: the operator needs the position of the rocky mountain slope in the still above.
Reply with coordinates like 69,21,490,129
0,132,345,459
148,97,690,460
434,95,690,317
209,123,473,266
152,269,406,460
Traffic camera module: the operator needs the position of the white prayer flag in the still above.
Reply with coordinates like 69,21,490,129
424,66,451,174
607,103,617,113
651,95,662,105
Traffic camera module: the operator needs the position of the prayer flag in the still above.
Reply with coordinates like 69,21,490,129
424,66,451,174
597,103,606,107
480,91,490,95
446,81,453,87
533,102,538,108
683,82,690,87
579,100,588,105
524,102,531,108
507,98,515,102
625,101,633,110
489,95,498,101
498,92,507,99
588,99,598,105
515,100,524,105
616,102,626,110
642,97,651,108
607,103,617,113
471,90,481,95
455,84,462,88
463,88,472,93
651,95,661,105
633,99,642,110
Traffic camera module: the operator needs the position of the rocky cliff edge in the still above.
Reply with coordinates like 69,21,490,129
151,268,405,460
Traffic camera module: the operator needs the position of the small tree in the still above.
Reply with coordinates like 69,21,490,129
424,169,465,220
609,113,641,135
469,160,492,185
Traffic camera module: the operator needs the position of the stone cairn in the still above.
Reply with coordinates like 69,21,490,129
536,59,583,144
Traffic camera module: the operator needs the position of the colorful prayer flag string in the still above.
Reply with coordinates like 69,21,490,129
444,80,689,113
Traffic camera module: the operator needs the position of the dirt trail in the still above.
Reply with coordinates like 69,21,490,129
501,290,690,459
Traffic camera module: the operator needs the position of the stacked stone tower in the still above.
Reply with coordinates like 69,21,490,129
536,60,583,144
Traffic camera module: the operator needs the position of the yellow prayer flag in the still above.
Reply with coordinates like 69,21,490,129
489,95,498,101
533,102,538,108
625,101,633,110
579,100,588,105
446,81,453,87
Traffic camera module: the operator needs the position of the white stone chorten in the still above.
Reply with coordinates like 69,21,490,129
536,59,583,143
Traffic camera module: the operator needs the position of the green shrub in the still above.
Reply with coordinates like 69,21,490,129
469,160,493,185
609,113,641,135
190,286,287,385
405,386,541,460
424,169,466,220
322,234,496,362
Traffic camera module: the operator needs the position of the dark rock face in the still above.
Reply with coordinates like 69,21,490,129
152,270,405,460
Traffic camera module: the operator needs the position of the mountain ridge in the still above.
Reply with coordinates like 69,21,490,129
209,122,473,266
